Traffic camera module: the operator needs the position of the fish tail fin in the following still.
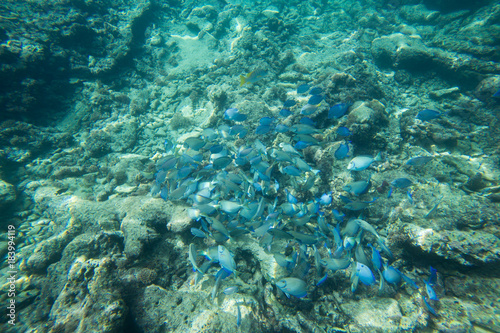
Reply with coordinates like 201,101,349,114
239,75,246,86
374,152,383,162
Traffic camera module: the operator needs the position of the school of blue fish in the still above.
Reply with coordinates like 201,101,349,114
151,76,442,326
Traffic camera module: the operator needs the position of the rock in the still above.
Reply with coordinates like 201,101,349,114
345,100,389,149
343,298,403,332
429,87,460,99
0,179,16,208
474,76,500,102
371,33,434,69
49,257,127,332
403,224,500,267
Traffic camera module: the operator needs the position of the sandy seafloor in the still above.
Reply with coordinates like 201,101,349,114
1,0,500,332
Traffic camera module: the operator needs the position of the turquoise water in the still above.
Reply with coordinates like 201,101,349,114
0,1,499,332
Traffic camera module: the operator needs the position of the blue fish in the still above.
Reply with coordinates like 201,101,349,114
191,228,207,238
285,189,298,204
423,296,438,316
428,266,438,286
416,109,442,121
331,209,345,222
406,156,433,166
308,94,323,105
347,154,381,171
218,245,236,274
297,83,310,94
343,179,370,195
334,142,349,159
391,178,412,188
279,108,292,117
177,166,194,179
319,192,332,205
283,100,296,107
212,156,233,170
310,87,322,95
259,117,274,125
164,139,174,152
184,137,206,151
423,279,439,301
255,124,272,135
276,277,307,298
294,141,312,150
382,266,401,284
328,103,350,119
336,126,352,137
223,286,239,295
300,103,318,115
275,124,289,133
300,117,316,126
367,244,382,271
356,262,376,286
316,273,328,286
230,125,248,138
224,108,247,122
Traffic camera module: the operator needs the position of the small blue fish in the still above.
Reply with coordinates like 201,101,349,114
328,103,350,119
184,137,206,151
319,192,332,205
367,244,382,271
343,179,370,196
300,117,316,126
294,141,312,150
423,279,439,301
297,83,310,94
276,277,307,298
223,286,239,295
428,266,438,286
240,69,267,86
224,108,247,122
336,126,352,137
259,117,274,125
236,304,241,327
282,165,302,176
407,190,413,204
255,124,272,135
321,257,351,271
212,156,233,170
347,154,381,171
356,262,376,286
416,109,442,121
285,189,298,204
230,125,248,138
310,87,322,95
316,273,328,286
406,156,433,166
275,124,289,133
308,94,323,105
191,228,207,238
382,266,401,284
391,178,412,188
300,103,318,115
284,100,296,107
334,142,349,159
218,245,236,274
279,108,292,117
423,296,438,316
164,139,174,152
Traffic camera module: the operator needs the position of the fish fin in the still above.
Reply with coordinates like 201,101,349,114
374,152,383,162
239,75,246,86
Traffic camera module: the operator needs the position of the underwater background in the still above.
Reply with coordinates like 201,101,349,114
1,0,500,332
